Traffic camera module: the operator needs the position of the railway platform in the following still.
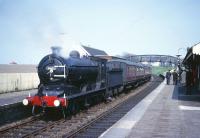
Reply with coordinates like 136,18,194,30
0,89,37,126
100,79,200,138
0,89,37,106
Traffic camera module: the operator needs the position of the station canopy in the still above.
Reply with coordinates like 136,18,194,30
192,43,200,55
183,42,200,65
82,45,108,56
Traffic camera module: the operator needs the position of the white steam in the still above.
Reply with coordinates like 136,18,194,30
46,33,87,58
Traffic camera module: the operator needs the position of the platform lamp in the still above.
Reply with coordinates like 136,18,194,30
176,54,181,82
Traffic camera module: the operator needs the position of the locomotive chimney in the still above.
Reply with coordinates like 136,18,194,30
51,46,62,55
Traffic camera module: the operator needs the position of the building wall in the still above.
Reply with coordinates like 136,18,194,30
0,73,39,94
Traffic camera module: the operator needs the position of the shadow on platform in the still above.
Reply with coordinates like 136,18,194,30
172,83,200,101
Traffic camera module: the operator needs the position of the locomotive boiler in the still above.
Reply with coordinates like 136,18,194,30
38,47,98,87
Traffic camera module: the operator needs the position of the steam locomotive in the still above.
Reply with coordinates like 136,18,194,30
22,47,151,117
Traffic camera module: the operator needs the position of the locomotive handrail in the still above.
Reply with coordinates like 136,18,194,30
53,65,67,78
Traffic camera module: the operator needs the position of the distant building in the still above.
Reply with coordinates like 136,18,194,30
9,61,17,64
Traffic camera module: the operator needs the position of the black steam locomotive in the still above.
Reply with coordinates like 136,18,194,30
23,47,151,117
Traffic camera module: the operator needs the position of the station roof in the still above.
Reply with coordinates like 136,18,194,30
183,42,200,65
192,43,200,55
82,45,108,56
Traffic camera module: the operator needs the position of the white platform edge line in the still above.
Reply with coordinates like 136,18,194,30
179,105,200,111
99,81,165,138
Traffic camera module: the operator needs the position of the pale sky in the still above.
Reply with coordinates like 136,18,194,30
0,0,200,64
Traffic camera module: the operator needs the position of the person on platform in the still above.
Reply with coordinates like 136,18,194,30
165,70,171,85
186,70,192,95
172,71,178,85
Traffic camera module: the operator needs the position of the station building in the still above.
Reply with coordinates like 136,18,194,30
183,42,200,92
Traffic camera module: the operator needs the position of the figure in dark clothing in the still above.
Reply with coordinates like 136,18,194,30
186,70,192,95
165,70,171,85
172,71,178,85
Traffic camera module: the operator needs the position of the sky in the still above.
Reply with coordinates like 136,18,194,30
0,0,200,64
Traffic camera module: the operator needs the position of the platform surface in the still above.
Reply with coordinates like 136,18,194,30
100,80,200,138
0,89,37,106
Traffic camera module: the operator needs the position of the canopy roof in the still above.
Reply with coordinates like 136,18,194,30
183,42,200,65
192,43,200,55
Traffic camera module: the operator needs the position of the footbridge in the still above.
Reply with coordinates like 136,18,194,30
126,55,179,67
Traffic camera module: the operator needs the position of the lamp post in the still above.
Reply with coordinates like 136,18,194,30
176,54,181,64
176,54,181,83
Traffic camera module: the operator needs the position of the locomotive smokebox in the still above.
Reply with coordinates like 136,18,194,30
51,46,62,56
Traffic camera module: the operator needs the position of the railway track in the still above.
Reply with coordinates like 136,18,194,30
0,76,163,138
64,76,162,138
0,114,63,137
